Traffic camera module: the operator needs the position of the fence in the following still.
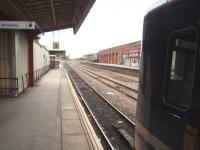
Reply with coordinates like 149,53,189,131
0,65,50,97
34,65,50,81
0,78,18,97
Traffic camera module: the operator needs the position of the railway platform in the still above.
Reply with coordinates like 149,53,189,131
81,61,139,76
82,62,139,70
0,69,102,150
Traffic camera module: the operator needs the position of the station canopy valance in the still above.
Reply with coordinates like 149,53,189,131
0,0,95,34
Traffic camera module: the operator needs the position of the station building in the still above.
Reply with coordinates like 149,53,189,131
48,49,66,60
0,0,95,97
98,41,141,66
0,31,50,96
48,49,66,68
83,53,98,62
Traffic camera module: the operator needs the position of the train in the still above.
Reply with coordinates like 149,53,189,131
135,0,200,149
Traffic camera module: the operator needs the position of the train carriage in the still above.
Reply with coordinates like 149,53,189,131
135,0,200,149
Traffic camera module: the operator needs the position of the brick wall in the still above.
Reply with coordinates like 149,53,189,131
98,41,141,65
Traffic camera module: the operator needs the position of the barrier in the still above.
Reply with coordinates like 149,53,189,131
34,65,50,81
0,78,18,97
0,65,50,97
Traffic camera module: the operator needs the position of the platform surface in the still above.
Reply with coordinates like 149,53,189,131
83,62,139,70
0,69,92,150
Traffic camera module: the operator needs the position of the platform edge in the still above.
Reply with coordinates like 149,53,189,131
65,69,104,150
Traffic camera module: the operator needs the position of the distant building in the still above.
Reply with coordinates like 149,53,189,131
83,53,98,62
48,49,66,68
48,49,66,60
49,55,59,68
98,41,141,66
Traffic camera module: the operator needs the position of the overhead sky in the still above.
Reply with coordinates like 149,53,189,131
39,0,159,58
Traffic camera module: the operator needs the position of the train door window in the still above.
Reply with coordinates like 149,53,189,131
164,28,198,111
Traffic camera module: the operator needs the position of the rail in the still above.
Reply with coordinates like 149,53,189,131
78,66,138,100
66,64,135,149
81,61,139,76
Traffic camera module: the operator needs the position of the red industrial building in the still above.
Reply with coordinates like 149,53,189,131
98,41,141,66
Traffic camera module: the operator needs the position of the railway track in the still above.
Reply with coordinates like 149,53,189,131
66,64,135,150
81,62,139,77
77,65,138,100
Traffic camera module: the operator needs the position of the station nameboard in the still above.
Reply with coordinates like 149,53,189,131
0,21,35,30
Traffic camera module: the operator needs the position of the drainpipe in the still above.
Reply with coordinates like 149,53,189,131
28,35,34,86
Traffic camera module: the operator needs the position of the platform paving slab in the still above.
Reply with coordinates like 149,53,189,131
0,69,62,150
62,135,91,150
60,70,91,150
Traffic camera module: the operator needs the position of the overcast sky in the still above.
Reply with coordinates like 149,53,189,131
39,0,159,58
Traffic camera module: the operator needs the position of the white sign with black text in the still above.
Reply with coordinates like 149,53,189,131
0,21,36,30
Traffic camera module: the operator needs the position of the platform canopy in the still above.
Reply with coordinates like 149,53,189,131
0,0,95,34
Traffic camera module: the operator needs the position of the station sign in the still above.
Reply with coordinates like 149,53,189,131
0,21,35,30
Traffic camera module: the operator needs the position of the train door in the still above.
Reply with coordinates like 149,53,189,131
164,27,199,149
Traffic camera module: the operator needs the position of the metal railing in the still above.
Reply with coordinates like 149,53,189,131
0,65,50,97
0,78,18,97
34,65,50,81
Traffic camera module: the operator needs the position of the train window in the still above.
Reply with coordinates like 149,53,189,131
164,28,198,111
170,50,185,80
